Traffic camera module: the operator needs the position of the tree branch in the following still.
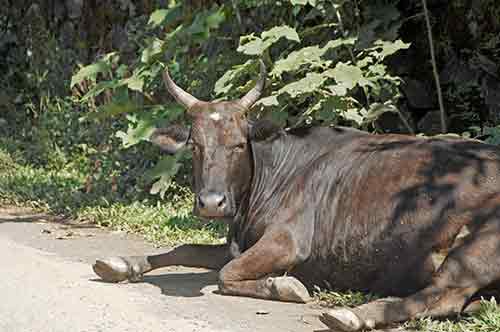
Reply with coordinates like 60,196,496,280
422,0,447,133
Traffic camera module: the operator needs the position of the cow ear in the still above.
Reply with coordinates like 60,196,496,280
249,119,281,141
150,125,190,154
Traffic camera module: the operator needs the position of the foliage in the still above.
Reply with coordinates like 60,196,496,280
70,0,412,196
314,286,378,308
1,2,500,332
219,19,410,129
404,298,500,332
0,146,223,246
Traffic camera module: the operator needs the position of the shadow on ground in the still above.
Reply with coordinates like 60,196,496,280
143,271,219,298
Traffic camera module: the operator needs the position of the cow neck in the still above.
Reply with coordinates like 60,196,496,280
232,132,311,250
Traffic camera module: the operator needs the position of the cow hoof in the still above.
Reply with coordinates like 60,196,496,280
268,276,312,303
320,308,365,332
93,256,146,283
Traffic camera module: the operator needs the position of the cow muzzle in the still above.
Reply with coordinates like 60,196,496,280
196,191,228,217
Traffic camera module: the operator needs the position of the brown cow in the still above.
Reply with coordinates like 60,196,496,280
93,61,500,331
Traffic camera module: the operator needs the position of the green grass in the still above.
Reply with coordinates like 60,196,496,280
314,287,500,332
313,286,379,308
0,147,225,246
404,298,500,332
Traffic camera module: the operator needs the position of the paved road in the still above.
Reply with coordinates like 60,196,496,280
0,207,325,332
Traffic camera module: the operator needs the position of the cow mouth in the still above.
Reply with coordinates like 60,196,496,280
193,195,237,220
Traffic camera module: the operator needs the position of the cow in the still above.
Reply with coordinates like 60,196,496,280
93,60,500,331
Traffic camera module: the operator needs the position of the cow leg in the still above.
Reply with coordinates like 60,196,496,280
93,244,230,282
320,224,500,331
218,231,311,303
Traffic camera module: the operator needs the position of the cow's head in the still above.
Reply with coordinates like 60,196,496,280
151,62,267,220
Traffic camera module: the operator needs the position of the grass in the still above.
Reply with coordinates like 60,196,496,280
2,145,500,332
0,147,225,246
313,286,379,308
404,298,500,332
314,287,500,332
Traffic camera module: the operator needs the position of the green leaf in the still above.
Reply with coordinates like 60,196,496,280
148,6,182,28
71,62,109,88
147,153,186,198
485,127,500,145
367,64,387,76
342,108,365,126
87,102,140,121
149,9,170,27
279,72,328,98
289,0,318,5
362,102,399,124
326,62,364,90
123,75,144,92
70,52,119,88
272,45,326,77
147,155,181,180
141,38,165,63
327,84,348,96
261,25,300,43
214,60,254,95
115,115,157,148
238,25,300,56
80,80,124,102
255,95,279,107
371,39,411,61
237,38,265,56
322,37,357,50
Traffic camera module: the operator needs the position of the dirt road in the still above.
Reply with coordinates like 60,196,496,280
0,207,326,332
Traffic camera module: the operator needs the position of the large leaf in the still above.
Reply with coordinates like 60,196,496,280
115,114,157,148
88,102,140,121
148,5,182,28
71,62,109,88
255,95,279,107
278,72,328,98
362,102,399,124
261,25,300,43
141,38,165,63
214,60,254,95
70,53,118,88
272,45,327,77
272,37,356,77
147,152,187,198
289,0,317,5
185,6,226,42
371,39,411,61
342,108,366,126
238,26,300,56
79,80,123,102
326,62,364,90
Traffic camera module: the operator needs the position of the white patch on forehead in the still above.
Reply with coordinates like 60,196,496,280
209,112,222,121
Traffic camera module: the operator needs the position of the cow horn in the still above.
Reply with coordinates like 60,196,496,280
163,69,201,109
238,60,267,110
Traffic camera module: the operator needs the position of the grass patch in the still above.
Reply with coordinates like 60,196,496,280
404,298,500,332
314,288,500,332
0,147,224,246
314,286,378,308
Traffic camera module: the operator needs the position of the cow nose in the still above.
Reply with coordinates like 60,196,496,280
198,192,227,212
